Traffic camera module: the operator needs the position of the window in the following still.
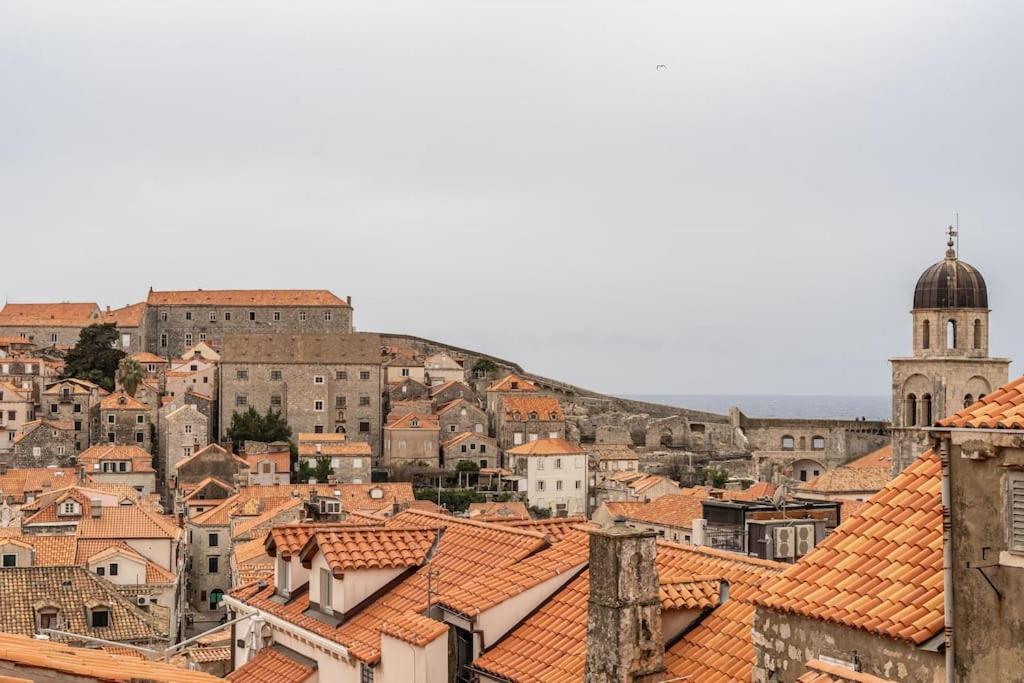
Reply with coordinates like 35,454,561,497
556,480,563,491
314,424,324,433
57,446,65,456
209,311,217,322
461,444,468,453
449,424,457,432
249,311,256,321
224,311,232,321
119,461,128,472
536,480,545,491
184,311,193,321
74,403,81,413
964,394,974,409
811,436,825,450
324,311,332,321
208,556,219,573
781,435,795,451
922,394,933,426
136,414,144,424
360,371,370,381
184,333,193,346
270,394,282,407
160,311,168,322
74,420,82,431
39,609,60,630
236,369,248,381
334,395,346,409
353,458,363,469
513,432,523,445
109,563,118,576
314,400,324,411
199,333,207,342
359,396,370,407
2,554,15,567
50,403,58,414
50,333,58,344
480,445,486,453
1010,473,1024,553
184,424,192,434
554,458,562,469
160,334,168,348
236,394,248,407
947,319,957,350
359,421,371,433
922,319,930,349
320,568,333,613
907,394,918,427
299,311,307,322
107,414,115,424
135,431,144,443
90,608,110,628
974,319,982,349
209,532,219,547
528,411,538,420
271,370,282,381
361,664,375,683
273,311,281,321
97,566,105,575
336,371,348,380
401,368,410,377
278,555,290,591
107,432,115,443
575,480,582,489
536,459,545,470
314,375,325,384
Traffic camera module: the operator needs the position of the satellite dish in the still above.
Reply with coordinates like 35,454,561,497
771,484,789,508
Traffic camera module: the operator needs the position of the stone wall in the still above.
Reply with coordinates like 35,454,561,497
752,608,944,682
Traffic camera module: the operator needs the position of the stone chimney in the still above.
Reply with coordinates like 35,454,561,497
585,519,665,683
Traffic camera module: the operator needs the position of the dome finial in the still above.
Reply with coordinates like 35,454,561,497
945,224,958,260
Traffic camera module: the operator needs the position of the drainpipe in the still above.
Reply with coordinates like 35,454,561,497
939,438,953,683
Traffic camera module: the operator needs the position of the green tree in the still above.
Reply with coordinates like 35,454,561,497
115,357,145,397
471,358,498,375
528,505,552,519
226,407,293,450
298,459,315,483
455,460,479,473
62,323,125,391
314,457,334,483
703,466,730,488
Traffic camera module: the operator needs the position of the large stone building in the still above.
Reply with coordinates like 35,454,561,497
145,289,353,357
10,419,75,468
0,302,104,349
890,229,1010,474
218,333,383,457
506,437,587,516
40,378,107,451
99,390,152,450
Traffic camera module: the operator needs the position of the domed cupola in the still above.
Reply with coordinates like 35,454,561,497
913,230,988,309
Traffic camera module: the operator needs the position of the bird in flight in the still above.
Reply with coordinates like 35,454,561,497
656,64,668,70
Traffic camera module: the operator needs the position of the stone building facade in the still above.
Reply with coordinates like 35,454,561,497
218,333,382,458
890,233,1009,474
145,289,353,357
430,380,479,410
441,432,497,470
99,391,152,450
10,420,76,467
173,443,249,493
383,413,440,468
39,378,106,452
436,398,487,440
159,403,209,480
495,395,567,454
0,383,35,455
0,302,103,350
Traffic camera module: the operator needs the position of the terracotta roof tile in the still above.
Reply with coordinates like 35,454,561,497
77,444,155,473
103,302,147,327
796,658,897,683
503,517,591,541
0,533,77,564
605,491,710,530
659,574,721,610
757,451,943,645
0,302,100,327
0,467,78,503
506,438,583,456
297,441,371,457
502,396,564,422
226,647,314,683
0,633,223,682
487,374,538,392
720,481,777,501
796,466,891,494
938,375,1024,429
467,501,530,520
148,289,347,307
848,445,893,469
99,390,147,411
380,612,448,646
303,527,439,575
385,412,440,430
187,646,232,663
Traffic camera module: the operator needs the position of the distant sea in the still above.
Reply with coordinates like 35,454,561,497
623,395,890,421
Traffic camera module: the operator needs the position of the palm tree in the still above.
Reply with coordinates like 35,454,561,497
116,357,145,397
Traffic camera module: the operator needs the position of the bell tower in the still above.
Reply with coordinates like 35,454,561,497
890,227,1010,474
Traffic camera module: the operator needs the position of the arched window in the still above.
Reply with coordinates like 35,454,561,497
963,394,974,409
528,411,538,420
947,320,957,350
922,320,930,349
973,319,982,349
907,394,918,427
335,425,346,434
781,435,795,451
922,393,933,426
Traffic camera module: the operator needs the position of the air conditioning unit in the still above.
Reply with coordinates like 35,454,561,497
795,524,816,557
772,526,795,560
135,595,152,606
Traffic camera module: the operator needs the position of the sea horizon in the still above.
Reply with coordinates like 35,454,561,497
621,394,891,421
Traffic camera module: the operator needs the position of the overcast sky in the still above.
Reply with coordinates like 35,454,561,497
2,1,1022,396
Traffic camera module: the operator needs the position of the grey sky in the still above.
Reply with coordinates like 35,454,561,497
2,1,1022,396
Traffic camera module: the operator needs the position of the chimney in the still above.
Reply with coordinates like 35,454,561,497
691,518,707,547
585,518,664,683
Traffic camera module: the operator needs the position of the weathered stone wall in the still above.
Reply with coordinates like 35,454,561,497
0,324,85,349
437,403,487,440
187,522,230,614
219,361,382,458
99,407,152,451
752,608,944,682
9,427,75,468
148,304,353,357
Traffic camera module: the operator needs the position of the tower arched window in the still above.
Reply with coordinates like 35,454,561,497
922,320,930,349
922,393,933,426
907,394,918,427
947,320,957,350
973,319,982,349
963,394,974,409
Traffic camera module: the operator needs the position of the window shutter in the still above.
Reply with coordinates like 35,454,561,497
1012,476,1024,552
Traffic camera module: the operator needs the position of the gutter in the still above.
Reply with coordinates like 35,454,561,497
222,594,350,659
939,439,954,683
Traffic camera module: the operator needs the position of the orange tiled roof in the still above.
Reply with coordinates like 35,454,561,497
720,481,777,501
467,501,529,520
506,438,583,457
175,443,250,472
148,289,347,307
235,511,550,664
297,432,346,442
487,373,538,392
0,632,223,682
380,611,449,646
244,451,290,473
75,501,180,540
757,450,943,644
267,522,358,559
99,390,147,411
298,441,370,457
226,647,314,683
605,491,710,530
0,533,77,565
938,375,1024,428
504,517,592,542
234,537,271,565
187,646,232,664
848,444,893,468
796,659,897,683
659,574,721,610
385,412,439,430
76,539,176,584
442,431,496,449
503,395,564,422
0,302,100,327
130,352,168,364
77,444,156,473
0,467,78,503
796,466,890,494
0,335,32,345
663,599,759,681
302,527,439,574
103,302,147,327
